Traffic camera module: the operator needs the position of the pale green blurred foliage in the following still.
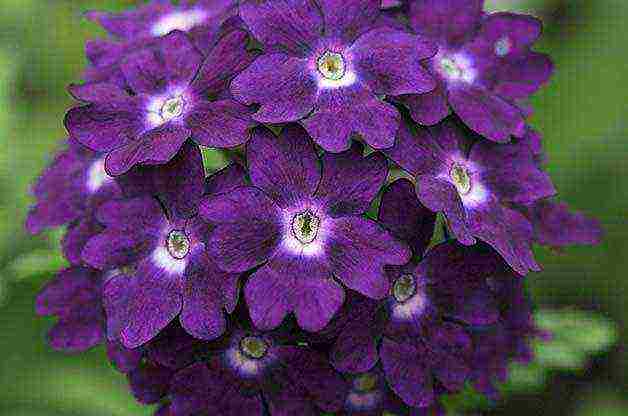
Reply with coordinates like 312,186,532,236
0,0,626,415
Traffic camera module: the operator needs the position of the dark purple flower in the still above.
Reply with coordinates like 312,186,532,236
328,181,506,409
469,272,545,400
522,200,603,248
231,0,437,152
66,30,255,176
170,329,348,416
199,126,410,332
35,266,105,352
385,120,557,275
84,0,238,84
85,143,244,348
25,138,120,235
399,1,553,142
332,242,501,409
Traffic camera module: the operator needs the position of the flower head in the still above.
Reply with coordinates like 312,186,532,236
385,120,557,275
400,1,553,142
85,143,246,347
231,0,437,152
65,30,256,175
200,125,410,332
35,266,106,352
169,328,348,415
84,0,238,84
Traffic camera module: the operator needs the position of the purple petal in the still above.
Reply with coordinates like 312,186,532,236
408,0,483,45
328,216,410,299
64,100,145,153
379,179,436,256
35,267,100,318
381,338,434,408
400,83,451,126
82,230,155,270
239,0,323,54
180,252,237,340
302,85,400,152
95,196,164,231
428,322,472,391
104,124,191,176
120,258,184,348
276,346,349,412
116,141,205,219
186,99,255,148
47,308,104,352
231,53,317,123
468,203,540,276
494,52,553,100
107,341,143,373
245,252,342,331
320,0,379,42
68,82,129,103
472,12,543,58
416,175,475,245
383,123,446,177
526,201,602,247
448,85,525,143
200,187,282,272
62,216,104,265
204,163,248,196
247,126,320,207
470,140,556,204
189,28,256,96
146,323,200,370
331,319,378,374
103,273,137,341
352,28,436,96
315,143,388,216
128,363,174,404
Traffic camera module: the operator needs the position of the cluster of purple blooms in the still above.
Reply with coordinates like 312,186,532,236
28,1,602,415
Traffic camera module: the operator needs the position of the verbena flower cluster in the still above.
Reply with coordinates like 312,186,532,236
28,1,601,415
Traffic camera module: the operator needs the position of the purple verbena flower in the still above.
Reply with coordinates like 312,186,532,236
25,138,120,234
35,266,105,352
469,273,545,400
231,0,437,152
385,120,556,275
170,328,348,415
66,30,255,176
522,200,603,248
328,181,506,409
199,125,411,332
84,0,238,84
84,143,245,347
400,1,553,142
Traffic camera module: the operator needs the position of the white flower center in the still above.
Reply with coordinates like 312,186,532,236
494,36,512,57
392,274,416,303
87,158,112,192
437,52,476,84
354,374,378,392
160,96,186,121
317,51,346,81
166,230,190,260
239,336,269,360
151,10,208,37
291,210,321,245
450,164,472,195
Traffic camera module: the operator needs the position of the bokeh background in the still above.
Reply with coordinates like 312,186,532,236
0,0,626,415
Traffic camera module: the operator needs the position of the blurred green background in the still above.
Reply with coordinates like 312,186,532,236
0,0,626,415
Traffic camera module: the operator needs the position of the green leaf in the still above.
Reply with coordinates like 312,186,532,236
4,249,67,281
535,309,617,369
